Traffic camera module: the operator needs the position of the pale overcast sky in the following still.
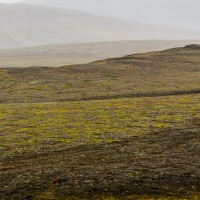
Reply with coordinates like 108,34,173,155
1,0,200,30
0,0,18,3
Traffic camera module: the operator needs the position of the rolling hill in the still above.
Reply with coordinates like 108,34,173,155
1,3,200,49
1,44,200,103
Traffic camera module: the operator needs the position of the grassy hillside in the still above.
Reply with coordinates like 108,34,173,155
0,45,200,199
0,44,200,103
0,40,200,68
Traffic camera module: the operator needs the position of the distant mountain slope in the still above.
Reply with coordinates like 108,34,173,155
1,40,200,68
1,3,200,49
20,0,200,30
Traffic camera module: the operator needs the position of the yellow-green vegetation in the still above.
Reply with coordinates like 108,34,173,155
1,94,199,158
1,45,200,199
34,193,200,200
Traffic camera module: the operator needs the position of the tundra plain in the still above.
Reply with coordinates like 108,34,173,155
0,40,200,68
0,45,200,199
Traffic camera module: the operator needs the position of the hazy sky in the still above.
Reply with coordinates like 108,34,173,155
16,0,200,30
1,0,200,49
0,0,18,2
1,0,200,30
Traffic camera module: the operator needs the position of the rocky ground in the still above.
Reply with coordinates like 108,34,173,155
1,127,200,199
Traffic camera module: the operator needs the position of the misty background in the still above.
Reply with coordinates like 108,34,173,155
8,0,200,30
0,0,200,50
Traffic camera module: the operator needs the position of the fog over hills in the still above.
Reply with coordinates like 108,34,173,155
20,0,200,30
1,40,200,68
0,3,200,49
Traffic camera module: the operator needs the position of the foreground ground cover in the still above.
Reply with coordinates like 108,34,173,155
0,45,200,199
0,106,199,198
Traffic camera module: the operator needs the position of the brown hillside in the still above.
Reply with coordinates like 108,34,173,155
0,44,200,103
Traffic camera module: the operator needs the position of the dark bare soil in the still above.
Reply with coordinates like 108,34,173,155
1,127,200,199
